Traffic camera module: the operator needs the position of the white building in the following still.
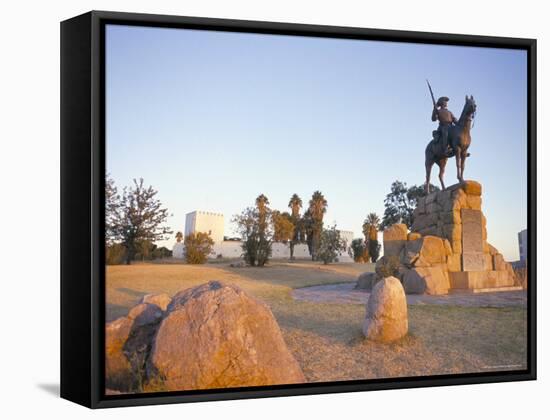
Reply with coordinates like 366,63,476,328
337,229,354,262
179,209,355,262
185,211,225,244
518,229,527,262
172,242,185,259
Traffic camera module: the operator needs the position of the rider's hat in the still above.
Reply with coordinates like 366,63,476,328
436,96,449,106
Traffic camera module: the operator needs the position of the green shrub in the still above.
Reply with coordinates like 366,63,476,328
184,232,214,264
351,238,369,263
376,255,401,278
317,225,344,265
106,243,127,265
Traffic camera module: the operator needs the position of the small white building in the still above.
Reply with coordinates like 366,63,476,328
185,211,225,244
518,229,527,262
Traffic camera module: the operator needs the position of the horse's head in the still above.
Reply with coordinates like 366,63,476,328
464,95,477,119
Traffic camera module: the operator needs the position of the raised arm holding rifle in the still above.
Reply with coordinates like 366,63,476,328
427,80,457,157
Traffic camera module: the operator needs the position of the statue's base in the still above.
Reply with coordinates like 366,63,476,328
449,270,520,293
380,180,522,295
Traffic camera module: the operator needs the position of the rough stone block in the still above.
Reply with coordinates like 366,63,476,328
426,201,440,214
452,239,462,255
403,265,450,295
461,209,483,253
416,197,426,214
383,223,408,257
401,236,448,268
450,270,514,290
408,232,421,241
493,253,507,271
466,195,482,210
483,253,494,271
487,243,499,256
447,253,462,272
426,192,437,205
462,180,482,196
462,252,486,271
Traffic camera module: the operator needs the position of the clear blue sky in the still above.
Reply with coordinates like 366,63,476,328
106,24,527,260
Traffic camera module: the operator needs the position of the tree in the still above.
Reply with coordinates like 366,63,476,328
380,181,439,230
184,232,214,264
135,240,155,261
301,209,314,258
288,193,303,259
232,194,273,267
272,211,295,243
317,224,344,265
308,191,328,260
350,238,368,263
109,178,172,264
105,174,120,245
363,212,381,263
152,246,172,259
106,243,127,265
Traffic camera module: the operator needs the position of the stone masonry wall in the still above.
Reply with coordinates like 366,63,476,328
411,181,489,273
376,181,518,295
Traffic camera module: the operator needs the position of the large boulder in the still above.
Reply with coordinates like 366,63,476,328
140,293,172,311
403,266,450,295
383,224,408,257
150,281,305,391
362,277,408,343
375,255,402,279
400,235,451,268
105,317,133,391
355,272,378,290
105,303,163,391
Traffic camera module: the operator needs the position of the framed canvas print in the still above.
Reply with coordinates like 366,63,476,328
60,11,536,408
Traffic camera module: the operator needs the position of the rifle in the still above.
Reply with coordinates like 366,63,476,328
426,79,436,109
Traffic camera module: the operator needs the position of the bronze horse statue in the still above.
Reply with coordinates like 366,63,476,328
425,95,477,193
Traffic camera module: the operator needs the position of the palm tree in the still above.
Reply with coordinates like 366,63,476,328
362,212,381,262
288,193,303,260
308,191,328,260
255,194,270,243
255,194,270,214
309,191,328,222
362,213,380,241
288,193,303,218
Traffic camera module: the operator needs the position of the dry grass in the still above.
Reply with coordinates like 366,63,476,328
106,261,527,382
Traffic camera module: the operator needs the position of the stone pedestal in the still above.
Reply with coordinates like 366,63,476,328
409,180,518,293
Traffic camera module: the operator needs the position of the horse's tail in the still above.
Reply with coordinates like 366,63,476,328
425,140,436,165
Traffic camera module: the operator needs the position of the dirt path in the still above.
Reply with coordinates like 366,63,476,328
292,283,527,307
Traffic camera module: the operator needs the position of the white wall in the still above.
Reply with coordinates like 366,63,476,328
185,211,225,244
211,241,312,259
172,242,185,259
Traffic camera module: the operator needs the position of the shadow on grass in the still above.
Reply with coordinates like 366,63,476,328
106,302,133,322
218,264,357,291
116,287,146,298
271,299,365,344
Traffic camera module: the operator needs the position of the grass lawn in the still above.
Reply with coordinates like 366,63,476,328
106,260,527,382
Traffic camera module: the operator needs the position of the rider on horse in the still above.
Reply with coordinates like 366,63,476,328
431,96,457,157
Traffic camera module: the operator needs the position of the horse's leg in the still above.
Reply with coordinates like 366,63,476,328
460,152,467,183
438,159,446,190
425,160,434,193
455,147,462,182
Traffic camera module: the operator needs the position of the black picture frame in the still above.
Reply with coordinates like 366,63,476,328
60,10,537,409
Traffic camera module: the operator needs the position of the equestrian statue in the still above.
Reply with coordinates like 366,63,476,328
424,80,477,193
